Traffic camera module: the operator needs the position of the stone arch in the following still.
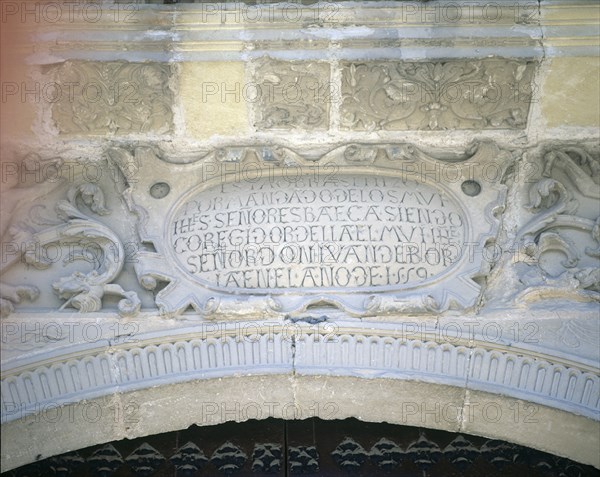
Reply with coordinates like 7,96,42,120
2,364,599,471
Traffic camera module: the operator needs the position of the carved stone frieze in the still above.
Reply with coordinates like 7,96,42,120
108,142,508,318
253,60,330,130
2,326,598,425
49,61,174,135
340,60,536,131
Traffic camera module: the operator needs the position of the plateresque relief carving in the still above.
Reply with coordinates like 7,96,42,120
340,59,536,130
49,61,173,135
488,145,600,306
254,60,331,130
0,153,64,317
108,142,508,318
1,181,140,317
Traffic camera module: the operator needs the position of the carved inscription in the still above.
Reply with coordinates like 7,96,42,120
169,175,466,291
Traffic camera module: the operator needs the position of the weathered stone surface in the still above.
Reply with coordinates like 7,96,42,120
0,66,36,141
484,143,600,307
541,57,600,128
340,60,536,130
461,390,600,468
0,376,296,473
179,62,248,139
49,61,173,135
1,1,599,473
253,59,330,130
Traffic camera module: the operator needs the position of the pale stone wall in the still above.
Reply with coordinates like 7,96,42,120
1,2,599,147
1,1,599,472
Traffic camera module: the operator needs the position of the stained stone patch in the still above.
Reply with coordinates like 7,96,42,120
179,62,248,139
49,61,173,135
541,56,600,127
340,59,536,130
253,59,330,130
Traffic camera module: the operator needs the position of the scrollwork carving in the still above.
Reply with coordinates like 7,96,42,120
111,142,507,318
48,185,141,316
341,60,535,131
254,60,330,130
3,183,140,317
50,61,173,135
493,145,600,306
0,153,65,317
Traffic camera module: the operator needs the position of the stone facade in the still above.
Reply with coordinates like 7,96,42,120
1,0,599,473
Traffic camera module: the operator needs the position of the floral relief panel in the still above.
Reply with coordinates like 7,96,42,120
340,59,536,131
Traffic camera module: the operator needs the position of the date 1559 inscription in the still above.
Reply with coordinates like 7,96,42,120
168,176,466,290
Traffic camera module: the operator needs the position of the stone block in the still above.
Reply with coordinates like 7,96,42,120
179,61,248,139
293,376,465,432
0,18,37,141
540,57,600,128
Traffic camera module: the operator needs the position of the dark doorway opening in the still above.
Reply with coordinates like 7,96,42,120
4,417,597,476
